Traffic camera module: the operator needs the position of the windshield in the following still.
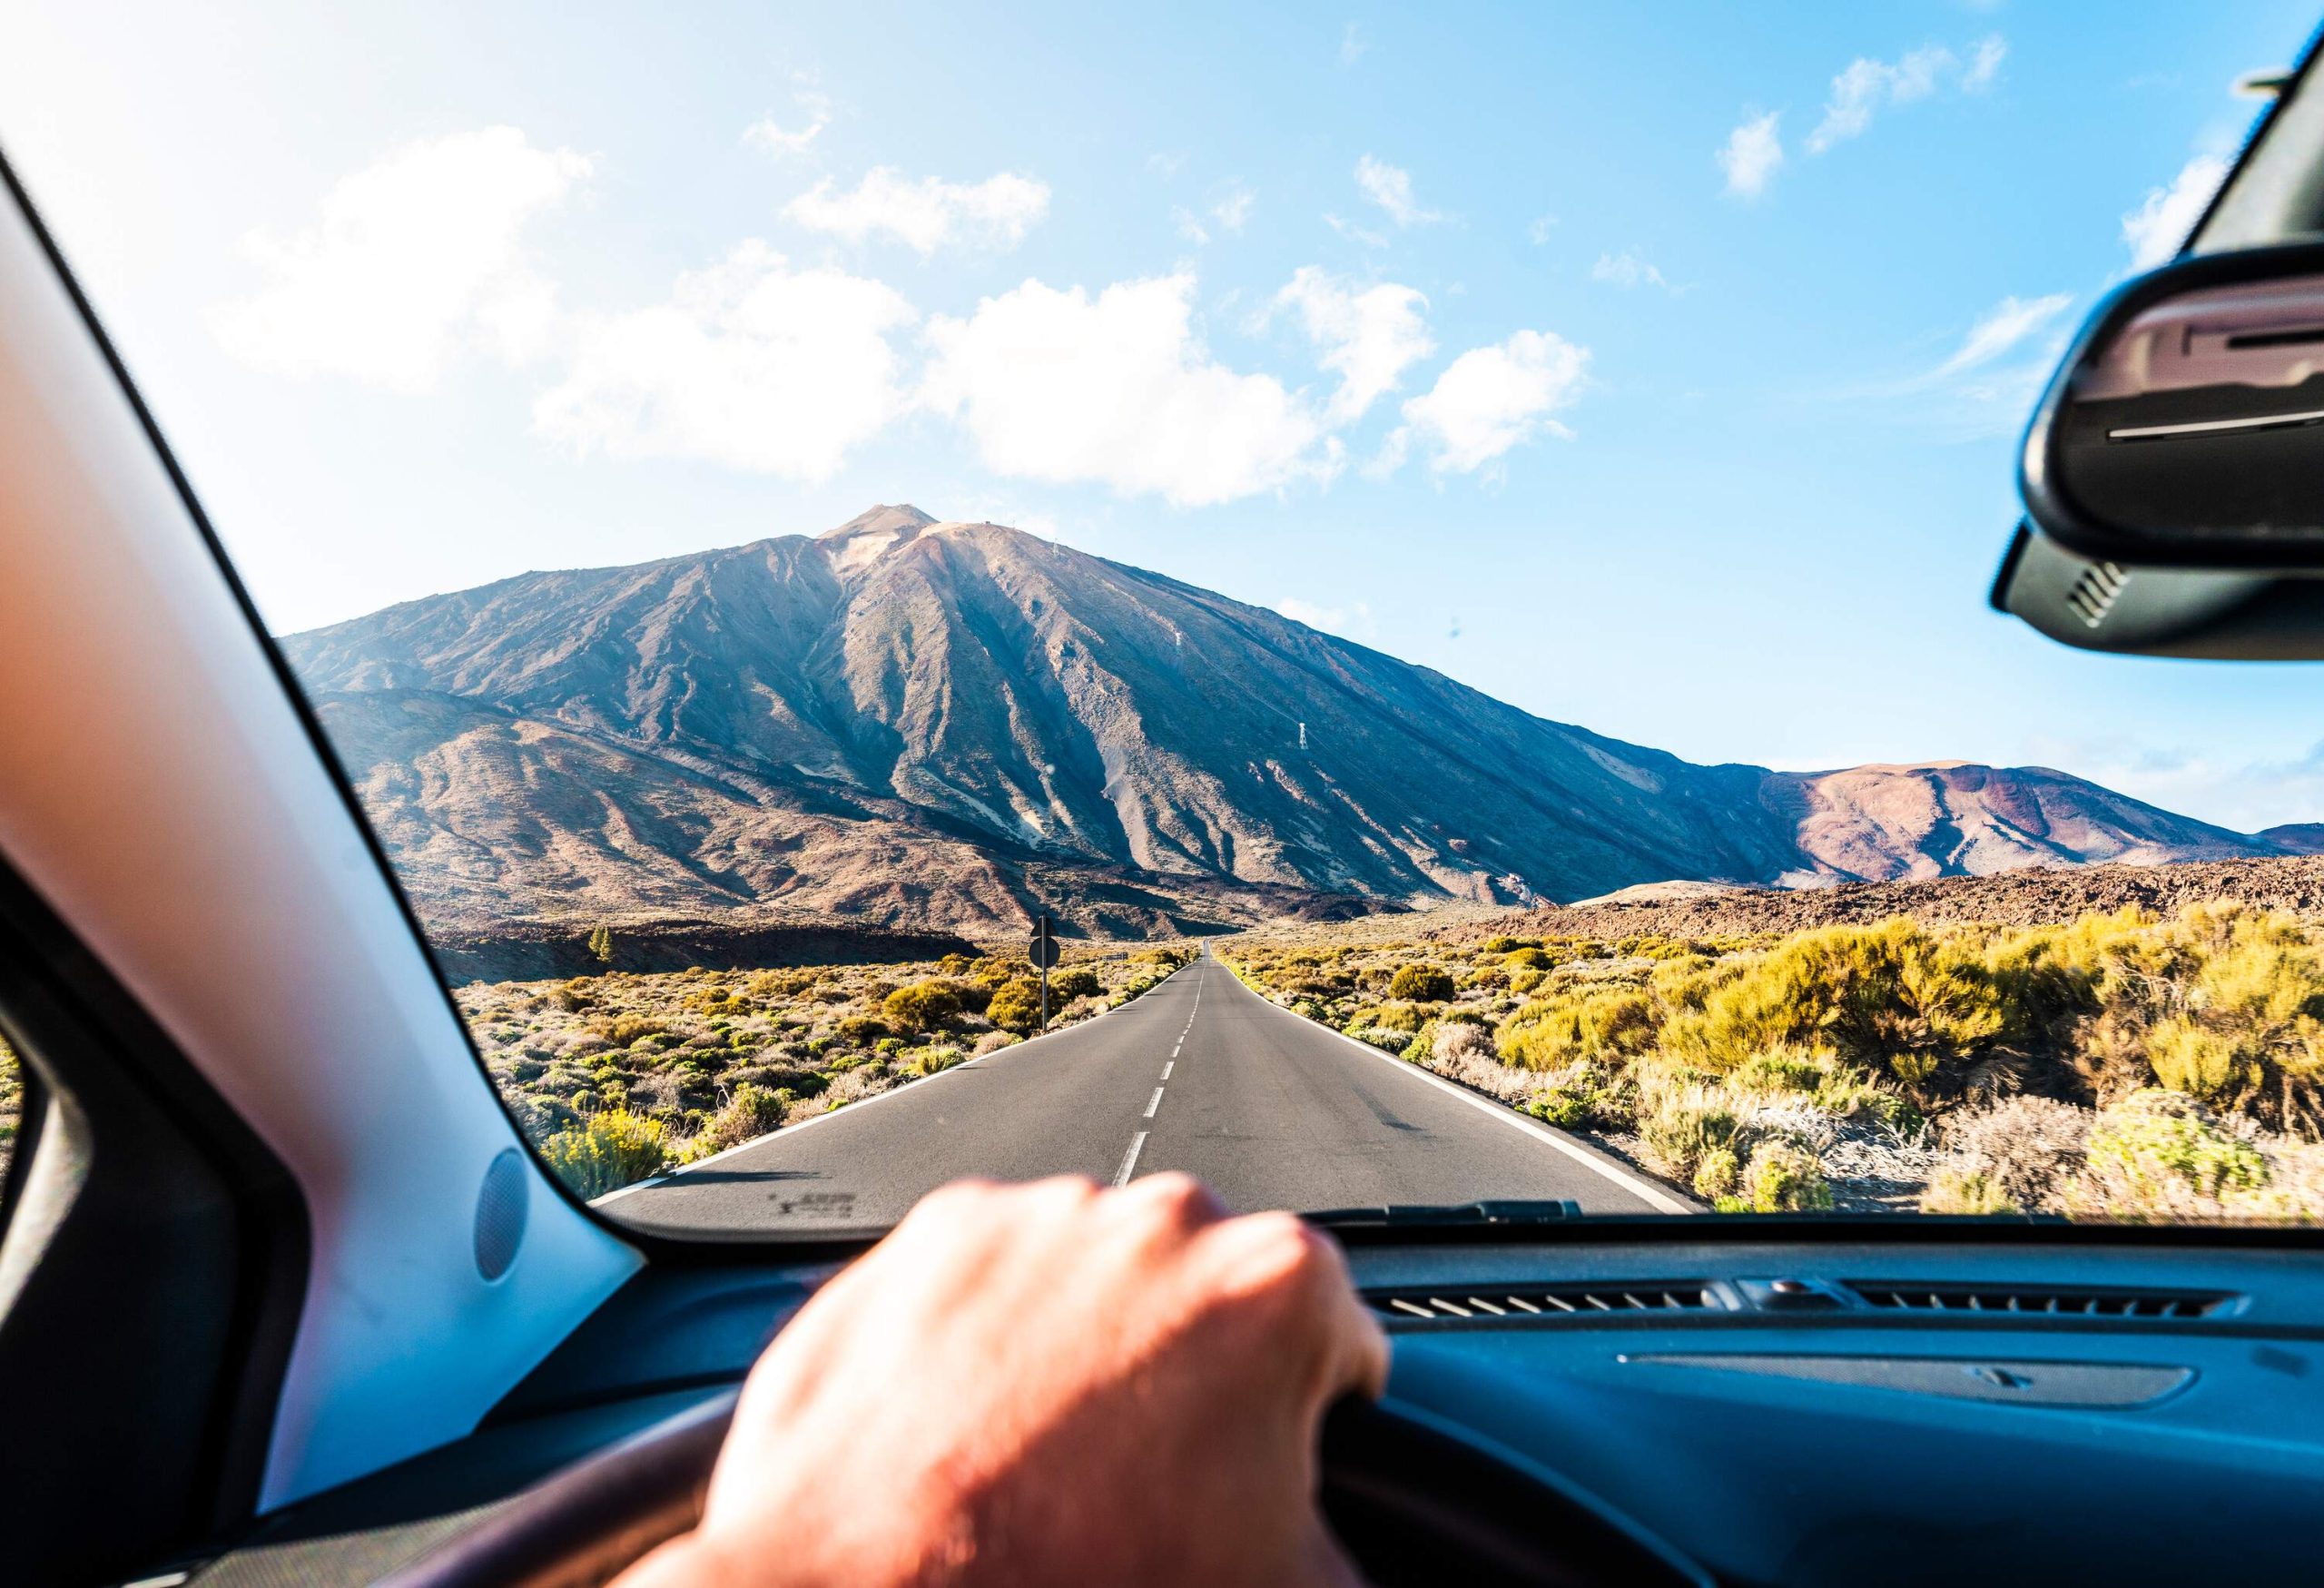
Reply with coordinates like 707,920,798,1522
9,3,2324,1236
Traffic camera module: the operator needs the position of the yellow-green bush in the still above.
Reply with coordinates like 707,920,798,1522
985,978,1044,1034
1498,989,1655,1071
540,1108,669,1197
883,979,964,1032
677,1084,788,1162
2072,1089,2270,1218
1049,966,1103,1002
1387,963,1456,1002
1737,1141,1833,1213
1693,1146,1741,1200
1919,1167,2018,1215
1636,1085,1739,1182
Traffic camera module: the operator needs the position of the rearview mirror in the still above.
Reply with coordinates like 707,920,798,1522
2022,242,2324,568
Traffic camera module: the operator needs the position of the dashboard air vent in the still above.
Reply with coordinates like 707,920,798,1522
1367,1283,1723,1323
1841,1281,2232,1320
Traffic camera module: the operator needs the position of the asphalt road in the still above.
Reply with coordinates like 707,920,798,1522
608,949,1689,1234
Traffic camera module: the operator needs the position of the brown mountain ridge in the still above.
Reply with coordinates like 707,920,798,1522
280,505,2295,939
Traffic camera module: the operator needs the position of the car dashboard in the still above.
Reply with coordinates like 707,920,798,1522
183,1232,2324,1586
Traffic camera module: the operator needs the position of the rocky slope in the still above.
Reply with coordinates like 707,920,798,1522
281,505,2294,937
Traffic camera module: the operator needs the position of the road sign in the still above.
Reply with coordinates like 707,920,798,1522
1029,914,1059,1032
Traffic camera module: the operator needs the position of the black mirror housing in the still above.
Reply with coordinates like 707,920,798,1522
2023,241,2324,569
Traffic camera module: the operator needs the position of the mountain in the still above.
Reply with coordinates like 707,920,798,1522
2260,823,2324,855
280,505,2291,938
1768,761,2274,885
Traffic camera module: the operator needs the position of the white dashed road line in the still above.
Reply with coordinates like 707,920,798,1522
1112,1131,1149,1187
1144,1087,1164,1119
1161,1061,1173,1080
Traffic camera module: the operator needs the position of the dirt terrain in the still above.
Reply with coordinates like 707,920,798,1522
1440,854,2324,942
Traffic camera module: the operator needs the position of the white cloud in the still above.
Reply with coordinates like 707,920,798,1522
212,126,590,392
921,273,1334,506
1935,291,2073,377
1807,36,2006,153
1963,35,2006,92
743,94,831,158
531,242,915,479
1388,329,1589,475
1354,154,1439,227
783,167,1050,253
1591,249,1669,291
1276,597,1375,638
1340,22,1367,65
2122,153,2230,271
1177,186,1256,246
1718,111,1784,199
1324,212,1390,249
1270,266,1433,421
1527,213,1559,245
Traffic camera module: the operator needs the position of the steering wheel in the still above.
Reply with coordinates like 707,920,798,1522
380,1389,1708,1588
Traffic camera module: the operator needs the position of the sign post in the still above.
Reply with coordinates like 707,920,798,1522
1028,913,1061,1031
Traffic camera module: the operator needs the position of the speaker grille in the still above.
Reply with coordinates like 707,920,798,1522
473,1148,530,1282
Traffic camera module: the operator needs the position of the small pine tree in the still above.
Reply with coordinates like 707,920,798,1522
587,925,615,966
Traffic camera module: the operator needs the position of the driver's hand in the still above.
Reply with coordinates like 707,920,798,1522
616,1174,1389,1588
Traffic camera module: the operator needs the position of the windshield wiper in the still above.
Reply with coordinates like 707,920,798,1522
1304,1199,1585,1229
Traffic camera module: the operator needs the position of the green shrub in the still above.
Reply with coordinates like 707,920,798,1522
985,979,1044,1034
591,1014,668,1049
1498,989,1656,1071
1525,1090,1592,1129
1387,963,1456,1002
1693,1147,1741,1201
1919,1167,2019,1216
1739,1141,1832,1212
831,1015,885,1046
676,1084,789,1162
883,980,964,1032
1654,918,2019,1106
1364,1001,1423,1034
2073,1089,2270,1218
540,1109,668,1197
1636,1086,1738,1181
1050,967,1101,1001
903,1044,966,1076
1502,946,1555,971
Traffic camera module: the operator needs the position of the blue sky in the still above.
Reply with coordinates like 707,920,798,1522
4,1,2322,828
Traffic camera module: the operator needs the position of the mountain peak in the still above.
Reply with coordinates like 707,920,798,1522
818,503,936,540
815,503,944,577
